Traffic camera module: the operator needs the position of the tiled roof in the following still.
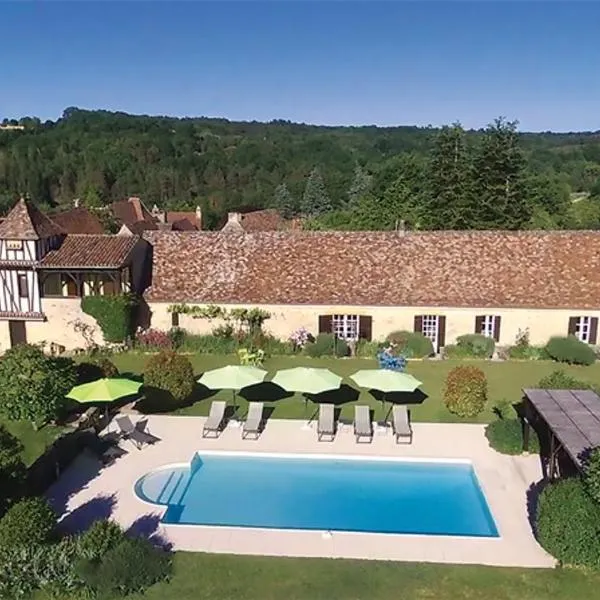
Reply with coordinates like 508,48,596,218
50,207,104,234
122,220,159,234
240,209,302,232
166,211,200,230
40,234,139,268
143,230,600,309
111,197,153,225
0,198,64,240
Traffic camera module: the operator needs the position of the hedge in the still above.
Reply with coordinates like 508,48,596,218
81,294,138,343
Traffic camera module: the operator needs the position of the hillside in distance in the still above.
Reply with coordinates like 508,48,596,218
1,108,600,228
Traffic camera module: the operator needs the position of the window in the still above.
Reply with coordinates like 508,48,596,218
414,314,446,353
17,275,28,298
171,312,180,327
570,316,597,344
6,240,23,251
476,315,501,342
421,315,439,347
332,314,359,341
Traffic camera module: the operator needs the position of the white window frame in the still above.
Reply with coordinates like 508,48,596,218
332,314,359,342
421,315,439,351
575,316,592,343
480,315,496,339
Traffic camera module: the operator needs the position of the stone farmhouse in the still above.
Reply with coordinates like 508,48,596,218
0,197,599,354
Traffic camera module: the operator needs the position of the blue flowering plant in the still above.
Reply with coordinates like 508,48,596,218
377,343,407,371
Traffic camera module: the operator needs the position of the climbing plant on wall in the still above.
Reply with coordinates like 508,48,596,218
81,294,139,343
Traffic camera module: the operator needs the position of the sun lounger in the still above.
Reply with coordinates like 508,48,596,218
115,415,160,450
354,405,372,443
391,405,413,444
202,401,227,438
242,402,264,440
318,403,335,442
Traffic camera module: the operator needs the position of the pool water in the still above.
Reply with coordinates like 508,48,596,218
135,454,499,537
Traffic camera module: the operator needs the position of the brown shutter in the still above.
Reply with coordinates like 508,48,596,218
493,316,501,343
171,312,180,328
437,316,446,348
358,316,372,341
590,318,598,344
414,315,423,333
318,315,332,334
568,317,578,336
475,316,483,334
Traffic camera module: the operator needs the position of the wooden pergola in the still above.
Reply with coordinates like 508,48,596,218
522,388,600,480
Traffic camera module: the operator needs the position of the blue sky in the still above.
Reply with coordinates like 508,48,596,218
1,1,599,131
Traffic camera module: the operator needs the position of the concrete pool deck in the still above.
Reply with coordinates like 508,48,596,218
47,415,555,568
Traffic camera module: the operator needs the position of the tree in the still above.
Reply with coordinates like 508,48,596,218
470,118,532,229
0,344,77,427
272,183,296,218
423,123,471,229
0,426,26,515
301,167,332,216
347,164,373,208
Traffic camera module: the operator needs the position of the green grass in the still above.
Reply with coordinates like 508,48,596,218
122,553,600,600
0,419,65,466
111,352,600,423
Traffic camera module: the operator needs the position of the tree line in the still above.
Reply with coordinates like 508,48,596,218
0,108,599,230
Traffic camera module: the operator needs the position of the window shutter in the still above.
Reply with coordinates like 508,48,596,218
358,316,372,341
474,316,483,334
171,312,180,328
493,316,501,343
590,318,599,345
437,316,446,348
568,317,578,336
414,315,423,333
318,315,332,334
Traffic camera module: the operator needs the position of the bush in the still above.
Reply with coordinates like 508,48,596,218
456,333,495,358
536,478,600,567
386,330,434,358
443,344,474,359
0,344,77,426
305,333,349,358
168,327,185,349
179,333,237,354
356,339,380,358
584,447,600,505
0,497,56,549
136,328,172,351
545,335,596,366
77,519,127,562
77,536,172,597
485,418,540,455
508,344,548,360
144,351,195,402
444,366,487,418
77,357,120,384
0,426,26,516
538,369,593,390
81,293,139,343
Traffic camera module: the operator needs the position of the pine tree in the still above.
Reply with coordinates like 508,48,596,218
423,123,470,229
273,183,296,219
347,164,373,208
301,168,332,217
470,118,531,229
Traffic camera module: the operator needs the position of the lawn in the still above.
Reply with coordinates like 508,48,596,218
111,352,600,423
0,418,65,466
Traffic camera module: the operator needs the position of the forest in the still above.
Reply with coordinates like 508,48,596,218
1,108,600,230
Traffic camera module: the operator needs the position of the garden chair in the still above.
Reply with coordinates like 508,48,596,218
317,403,335,442
202,401,227,438
391,405,413,444
354,405,372,443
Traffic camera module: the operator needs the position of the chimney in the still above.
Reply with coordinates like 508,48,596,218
151,204,166,224
195,206,203,230
396,219,406,236
73,198,80,208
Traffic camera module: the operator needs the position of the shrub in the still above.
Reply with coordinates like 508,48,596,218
0,497,56,549
77,357,120,384
538,369,593,390
0,344,77,426
443,344,474,359
144,351,195,402
241,331,294,356
0,426,26,516
212,323,235,338
386,330,434,358
77,519,127,562
77,536,172,597
179,333,237,354
507,327,548,360
136,328,172,351
485,418,540,455
356,339,380,358
584,447,600,505
456,333,495,358
168,327,185,349
81,293,139,343
238,348,265,367
305,333,349,358
545,335,596,366
289,327,313,350
444,366,487,418
377,349,406,371
536,478,600,567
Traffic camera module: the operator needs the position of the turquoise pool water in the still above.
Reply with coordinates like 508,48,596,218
134,454,499,537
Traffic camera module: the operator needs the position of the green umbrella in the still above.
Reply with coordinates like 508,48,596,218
350,369,423,418
271,367,342,417
67,378,143,403
197,365,268,411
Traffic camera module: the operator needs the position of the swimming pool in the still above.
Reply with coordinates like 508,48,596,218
134,453,499,537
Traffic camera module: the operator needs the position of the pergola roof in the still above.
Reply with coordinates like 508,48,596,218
523,388,600,469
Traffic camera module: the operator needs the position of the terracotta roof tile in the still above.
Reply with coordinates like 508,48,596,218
40,234,139,268
166,211,201,230
111,197,153,225
240,209,300,232
0,198,64,240
143,230,600,309
50,207,104,234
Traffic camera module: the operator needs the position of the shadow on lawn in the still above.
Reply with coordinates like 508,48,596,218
136,382,217,414
369,388,428,406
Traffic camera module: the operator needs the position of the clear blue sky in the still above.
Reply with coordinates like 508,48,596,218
2,1,599,132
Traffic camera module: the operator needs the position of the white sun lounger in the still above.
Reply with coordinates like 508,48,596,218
392,405,413,444
318,403,335,442
202,401,227,438
354,405,372,443
242,402,264,440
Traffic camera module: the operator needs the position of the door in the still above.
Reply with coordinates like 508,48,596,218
9,320,27,347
